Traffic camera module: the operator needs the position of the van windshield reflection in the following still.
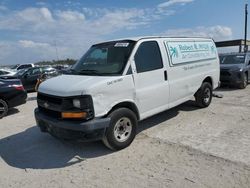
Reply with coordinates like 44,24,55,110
70,40,135,76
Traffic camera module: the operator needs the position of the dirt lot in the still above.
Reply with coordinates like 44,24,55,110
1,87,250,188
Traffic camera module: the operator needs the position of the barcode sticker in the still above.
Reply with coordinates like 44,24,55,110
114,43,129,47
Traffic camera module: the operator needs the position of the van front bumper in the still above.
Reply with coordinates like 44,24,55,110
34,108,110,141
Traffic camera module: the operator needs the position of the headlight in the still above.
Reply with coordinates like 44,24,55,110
61,95,94,120
71,96,93,109
73,99,81,108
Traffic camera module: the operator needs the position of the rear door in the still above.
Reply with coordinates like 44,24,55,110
131,40,169,119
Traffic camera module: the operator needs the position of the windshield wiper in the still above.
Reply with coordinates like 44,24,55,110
78,69,102,75
63,69,78,75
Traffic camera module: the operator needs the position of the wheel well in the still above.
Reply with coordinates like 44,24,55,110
203,77,213,87
0,97,7,104
0,98,8,106
107,102,140,120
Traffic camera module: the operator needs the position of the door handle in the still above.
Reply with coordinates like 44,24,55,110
164,70,168,81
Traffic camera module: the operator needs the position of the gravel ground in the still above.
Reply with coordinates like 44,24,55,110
0,86,250,188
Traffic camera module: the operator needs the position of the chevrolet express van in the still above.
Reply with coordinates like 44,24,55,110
35,36,220,150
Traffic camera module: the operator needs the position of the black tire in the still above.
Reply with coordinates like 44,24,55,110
238,73,248,89
102,108,137,151
195,82,213,108
0,99,8,119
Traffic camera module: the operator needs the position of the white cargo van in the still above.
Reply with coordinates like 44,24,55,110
35,36,220,150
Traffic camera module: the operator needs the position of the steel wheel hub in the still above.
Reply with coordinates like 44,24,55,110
114,117,132,142
0,104,5,113
204,88,211,103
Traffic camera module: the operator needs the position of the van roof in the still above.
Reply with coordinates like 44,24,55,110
105,36,213,42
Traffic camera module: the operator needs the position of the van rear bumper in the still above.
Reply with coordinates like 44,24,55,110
34,108,110,141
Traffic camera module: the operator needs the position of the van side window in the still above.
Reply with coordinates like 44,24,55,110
134,41,163,73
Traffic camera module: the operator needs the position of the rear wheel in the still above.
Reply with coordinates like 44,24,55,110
0,99,8,119
102,108,137,150
238,73,248,89
195,82,213,108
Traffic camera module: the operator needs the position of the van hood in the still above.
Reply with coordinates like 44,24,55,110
38,74,114,97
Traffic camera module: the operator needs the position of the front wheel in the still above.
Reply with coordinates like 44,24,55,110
0,99,8,119
195,82,213,108
102,108,137,150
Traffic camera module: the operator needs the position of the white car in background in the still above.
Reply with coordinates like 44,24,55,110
0,69,16,77
10,64,35,71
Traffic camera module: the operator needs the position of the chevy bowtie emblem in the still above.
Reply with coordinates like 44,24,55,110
44,102,49,108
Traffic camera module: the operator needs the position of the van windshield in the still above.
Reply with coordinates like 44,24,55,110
70,40,135,76
220,54,246,64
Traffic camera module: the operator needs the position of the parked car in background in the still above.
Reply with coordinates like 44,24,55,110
58,65,72,74
0,78,27,118
0,69,16,77
0,66,59,91
35,69,60,91
10,64,34,71
220,53,250,89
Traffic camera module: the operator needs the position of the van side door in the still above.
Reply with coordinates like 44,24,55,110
131,40,169,119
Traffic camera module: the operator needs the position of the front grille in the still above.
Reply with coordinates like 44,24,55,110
39,106,61,119
37,93,62,105
37,92,95,120
37,93,63,119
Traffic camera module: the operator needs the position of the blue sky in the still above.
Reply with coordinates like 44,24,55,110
0,0,248,64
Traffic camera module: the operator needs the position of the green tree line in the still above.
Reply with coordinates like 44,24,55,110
35,59,77,65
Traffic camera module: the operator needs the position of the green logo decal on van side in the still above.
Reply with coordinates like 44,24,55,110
165,41,217,65
169,46,178,58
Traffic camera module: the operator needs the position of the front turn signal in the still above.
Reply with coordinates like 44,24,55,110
61,112,87,119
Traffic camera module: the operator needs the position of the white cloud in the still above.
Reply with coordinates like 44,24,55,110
40,7,54,21
19,40,50,48
0,7,54,31
0,2,195,64
17,7,53,23
0,7,147,34
162,25,233,41
0,42,15,63
158,0,194,8
55,10,85,22
0,5,7,11
0,40,70,64
89,9,147,32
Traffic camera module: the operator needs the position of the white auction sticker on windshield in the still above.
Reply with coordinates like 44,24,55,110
114,43,129,47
